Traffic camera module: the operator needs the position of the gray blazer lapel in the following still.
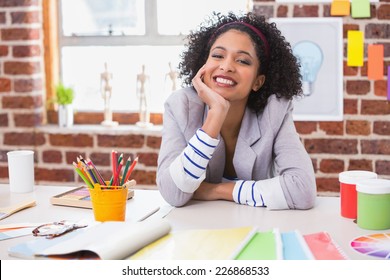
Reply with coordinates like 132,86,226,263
234,108,261,180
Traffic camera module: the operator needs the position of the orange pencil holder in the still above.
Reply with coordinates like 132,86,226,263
89,181,127,222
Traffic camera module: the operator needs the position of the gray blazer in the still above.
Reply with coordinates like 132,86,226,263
157,87,316,209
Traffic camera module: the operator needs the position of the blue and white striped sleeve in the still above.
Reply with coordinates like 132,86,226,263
169,128,219,193
232,178,289,210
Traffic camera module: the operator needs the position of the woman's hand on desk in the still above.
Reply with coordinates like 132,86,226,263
193,182,234,201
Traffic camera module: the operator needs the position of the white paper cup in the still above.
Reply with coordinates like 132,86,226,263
7,150,35,193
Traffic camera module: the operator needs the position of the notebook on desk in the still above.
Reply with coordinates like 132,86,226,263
50,181,135,209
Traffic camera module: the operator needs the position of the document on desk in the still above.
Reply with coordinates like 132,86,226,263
8,219,171,260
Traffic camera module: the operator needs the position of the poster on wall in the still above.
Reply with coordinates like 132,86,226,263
270,17,343,121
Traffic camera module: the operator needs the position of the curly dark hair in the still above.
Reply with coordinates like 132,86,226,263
179,12,302,113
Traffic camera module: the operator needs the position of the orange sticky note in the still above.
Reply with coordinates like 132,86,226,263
331,0,351,16
347,31,364,67
368,44,384,80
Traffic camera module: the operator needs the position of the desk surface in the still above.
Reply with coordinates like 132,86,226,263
0,184,386,260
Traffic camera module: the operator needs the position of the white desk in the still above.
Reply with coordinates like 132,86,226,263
1,184,386,260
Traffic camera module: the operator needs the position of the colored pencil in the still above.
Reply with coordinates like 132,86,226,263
121,156,132,185
73,162,94,188
123,156,138,183
87,158,106,186
113,157,124,186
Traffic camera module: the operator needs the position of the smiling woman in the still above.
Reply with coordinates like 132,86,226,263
157,12,317,211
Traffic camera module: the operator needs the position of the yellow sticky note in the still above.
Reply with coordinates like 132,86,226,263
331,0,351,16
368,44,384,80
347,31,364,67
351,0,371,18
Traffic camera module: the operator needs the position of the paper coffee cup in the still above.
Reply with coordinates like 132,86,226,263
339,170,377,219
7,150,35,193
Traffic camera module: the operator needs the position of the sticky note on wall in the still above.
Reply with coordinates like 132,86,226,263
347,31,364,67
351,0,371,18
368,44,384,80
331,0,351,16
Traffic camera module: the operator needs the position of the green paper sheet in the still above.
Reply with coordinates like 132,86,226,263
235,231,278,260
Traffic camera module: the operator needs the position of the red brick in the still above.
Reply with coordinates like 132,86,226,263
74,112,103,124
0,12,5,23
319,122,344,135
378,4,390,20
305,139,358,154
14,112,43,127
293,5,319,17
295,121,317,134
365,23,390,39
346,80,370,95
0,0,39,7
374,80,387,97
11,11,39,23
131,170,156,185
376,160,390,175
146,136,162,149
35,167,74,182
319,159,344,173
373,121,390,135
316,177,340,193
346,120,371,135
97,134,144,148
361,62,368,77
0,113,8,127
0,78,11,92
1,28,40,41
0,45,8,56
361,100,390,115
4,132,45,146
42,150,62,163
150,113,163,125
2,95,42,109
12,45,41,57
14,78,42,92
361,139,390,155
4,61,40,75
49,134,93,147
344,99,358,114
0,166,8,179
277,5,288,17
113,112,139,125
138,152,158,167
89,152,111,166
348,160,373,171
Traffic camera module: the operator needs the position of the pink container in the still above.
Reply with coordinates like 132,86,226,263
339,171,377,219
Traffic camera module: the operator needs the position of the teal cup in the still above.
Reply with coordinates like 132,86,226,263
356,179,390,230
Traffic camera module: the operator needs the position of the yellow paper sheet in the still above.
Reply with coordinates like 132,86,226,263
367,44,384,80
347,31,364,67
129,227,253,260
331,0,351,16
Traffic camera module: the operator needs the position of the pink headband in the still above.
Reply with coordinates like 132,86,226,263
209,21,270,60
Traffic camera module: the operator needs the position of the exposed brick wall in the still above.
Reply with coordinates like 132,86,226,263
0,0,389,194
